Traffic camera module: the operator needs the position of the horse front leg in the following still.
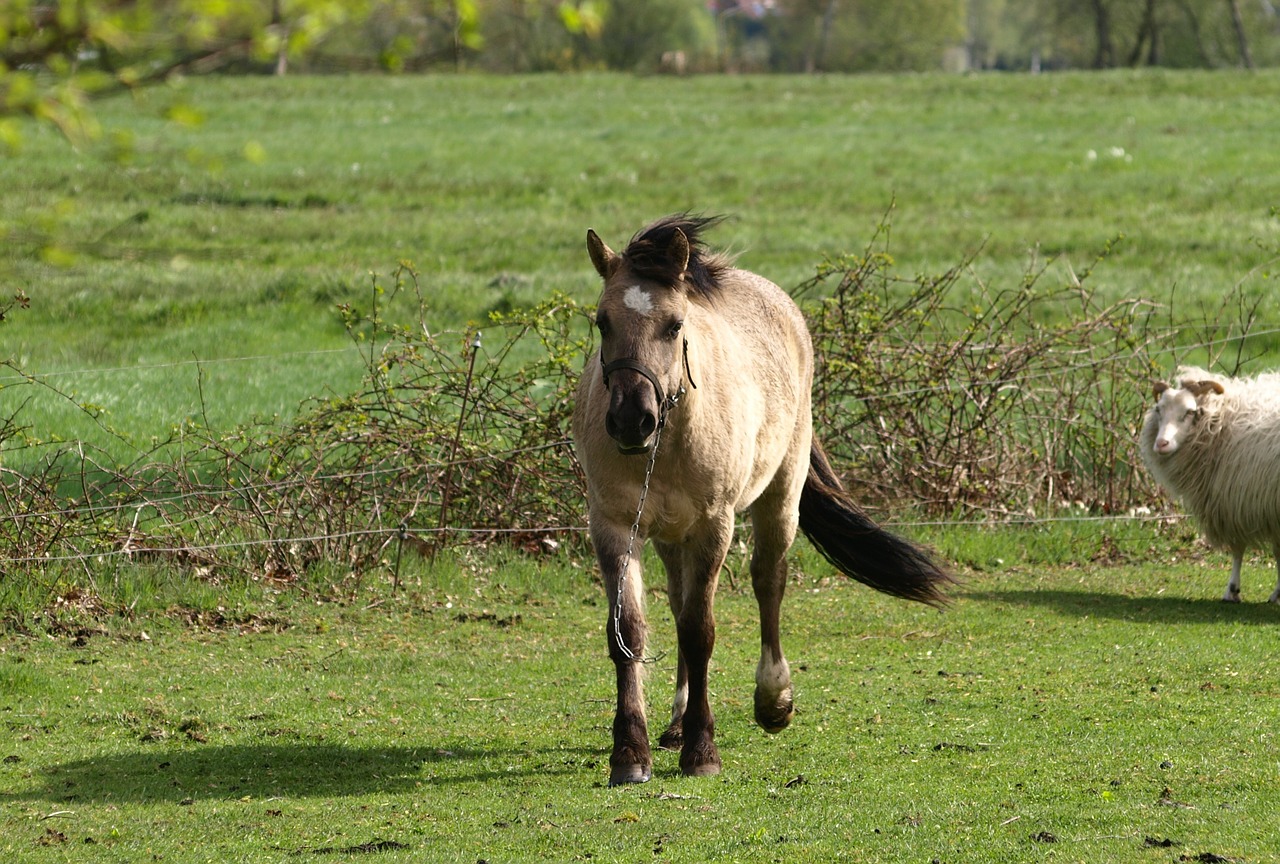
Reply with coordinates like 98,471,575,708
672,517,733,778
595,527,652,786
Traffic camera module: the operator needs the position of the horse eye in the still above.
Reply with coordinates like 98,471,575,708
596,315,611,337
666,321,683,340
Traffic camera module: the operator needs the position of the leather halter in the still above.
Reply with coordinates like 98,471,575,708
600,338,697,425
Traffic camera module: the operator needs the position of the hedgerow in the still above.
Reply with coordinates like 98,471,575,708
0,231,1268,609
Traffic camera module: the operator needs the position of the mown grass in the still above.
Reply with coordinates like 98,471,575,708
4,70,1280,455
4,526,1279,863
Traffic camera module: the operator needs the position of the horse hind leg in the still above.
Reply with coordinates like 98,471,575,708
658,653,688,752
753,563,794,734
750,496,797,734
654,540,687,752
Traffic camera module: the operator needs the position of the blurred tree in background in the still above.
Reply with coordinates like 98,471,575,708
1,0,386,148
765,0,966,72
3,0,1279,149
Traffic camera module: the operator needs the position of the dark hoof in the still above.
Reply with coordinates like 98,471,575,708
658,724,683,752
680,757,721,778
608,764,652,786
679,743,721,778
754,691,795,734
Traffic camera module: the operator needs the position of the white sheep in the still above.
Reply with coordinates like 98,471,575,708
1140,366,1280,603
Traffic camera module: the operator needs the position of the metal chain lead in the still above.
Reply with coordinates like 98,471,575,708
612,418,662,663
608,341,693,664
612,380,687,664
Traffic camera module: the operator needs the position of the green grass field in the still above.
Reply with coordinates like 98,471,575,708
4,70,1280,863
4,528,1279,863
4,70,1280,454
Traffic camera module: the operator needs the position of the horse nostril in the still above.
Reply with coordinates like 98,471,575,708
639,412,657,438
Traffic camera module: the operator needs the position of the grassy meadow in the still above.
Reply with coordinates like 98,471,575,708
4,70,1280,453
4,70,1280,863
4,529,1280,863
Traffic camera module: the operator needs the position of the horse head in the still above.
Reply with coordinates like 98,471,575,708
587,224,696,455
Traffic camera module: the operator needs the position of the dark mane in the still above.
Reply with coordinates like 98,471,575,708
621,214,731,298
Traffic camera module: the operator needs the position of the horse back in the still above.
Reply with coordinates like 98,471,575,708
704,268,813,505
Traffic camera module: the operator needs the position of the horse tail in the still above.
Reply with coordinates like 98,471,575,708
798,439,952,608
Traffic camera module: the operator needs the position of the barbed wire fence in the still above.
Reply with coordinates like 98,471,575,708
1,244,1276,602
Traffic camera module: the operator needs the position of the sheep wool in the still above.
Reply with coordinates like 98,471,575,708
1139,366,1280,603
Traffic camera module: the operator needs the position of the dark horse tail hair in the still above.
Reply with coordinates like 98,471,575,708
798,440,953,608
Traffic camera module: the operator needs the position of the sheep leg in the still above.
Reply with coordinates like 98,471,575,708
1223,550,1243,603
1270,544,1280,604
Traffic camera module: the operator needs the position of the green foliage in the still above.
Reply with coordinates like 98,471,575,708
558,1,606,38
340,0,483,72
594,0,714,71
0,273,595,604
0,0,374,148
770,0,966,72
803,219,1174,516
7,0,1280,153
968,0,1280,70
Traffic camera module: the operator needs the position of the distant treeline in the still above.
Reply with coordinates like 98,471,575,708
307,0,1279,74
4,0,1277,85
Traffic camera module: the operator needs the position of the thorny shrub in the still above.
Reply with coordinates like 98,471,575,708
0,237,1270,604
1,265,594,599
802,225,1266,518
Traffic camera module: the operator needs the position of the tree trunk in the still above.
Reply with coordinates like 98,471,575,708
1127,0,1160,66
810,0,838,73
1173,0,1213,66
1226,0,1255,69
1089,0,1115,67
272,0,288,75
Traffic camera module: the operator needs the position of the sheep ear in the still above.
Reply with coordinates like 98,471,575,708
1152,380,1169,398
1184,380,1225,398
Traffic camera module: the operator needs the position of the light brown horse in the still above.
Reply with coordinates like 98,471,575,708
572,214,951,786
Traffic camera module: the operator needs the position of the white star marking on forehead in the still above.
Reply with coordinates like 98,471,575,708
623,286,654,316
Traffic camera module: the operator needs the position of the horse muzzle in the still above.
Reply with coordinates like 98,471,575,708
605,376,660,455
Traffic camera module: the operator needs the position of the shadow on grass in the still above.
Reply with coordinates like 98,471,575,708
963,587,1280,625
3,741,600,805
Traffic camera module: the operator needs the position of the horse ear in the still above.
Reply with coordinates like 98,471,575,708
1152,380,1169,398
669,228,691,278
587,229,619,280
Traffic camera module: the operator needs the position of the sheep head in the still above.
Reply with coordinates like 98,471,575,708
1148,378,1224,455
